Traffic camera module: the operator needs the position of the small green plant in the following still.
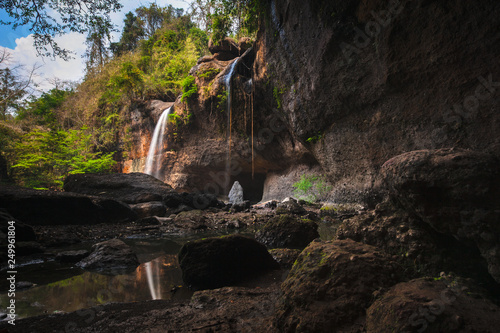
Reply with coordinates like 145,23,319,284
306,131,323,144
293,174,332,203
181,75,197,103
273,86,285,109
217,90,228,112
198,67,221,80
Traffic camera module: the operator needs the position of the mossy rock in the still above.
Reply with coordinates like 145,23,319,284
255,214,319,249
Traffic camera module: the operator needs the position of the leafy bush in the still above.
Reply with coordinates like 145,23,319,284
293,174,332,203
181,75,198,103
11,128,115,189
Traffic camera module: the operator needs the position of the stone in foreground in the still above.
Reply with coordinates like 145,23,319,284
256,214,319,249
178,234,279,290
275,239,402,332
366,277,500,333
77,239,139,274
382,148,500,283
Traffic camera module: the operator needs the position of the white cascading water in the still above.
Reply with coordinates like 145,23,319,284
144,107,172,179
224,60,239,193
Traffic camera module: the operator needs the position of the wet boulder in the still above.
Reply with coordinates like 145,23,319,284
275,198,306,215
178,235,279,290
256,214,319,249
130,201,166,219
16,241,45,256
268,248,301,269
336,201,491,280
0,185,137,226
382,148,500,282
0,209,37,245
77,239,139,274
63,172,175,204
275,239,402,332
208,37,239,57
56,250,90,263
366,277,500,333
173,210,208,230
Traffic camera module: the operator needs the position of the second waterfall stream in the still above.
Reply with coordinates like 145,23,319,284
144,106,172,179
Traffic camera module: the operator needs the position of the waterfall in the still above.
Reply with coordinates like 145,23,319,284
224,60,239,194
144,107,172,179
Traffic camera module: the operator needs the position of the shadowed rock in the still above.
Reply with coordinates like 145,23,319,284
178,235,279,290
382,148,500,283
77,239,139,274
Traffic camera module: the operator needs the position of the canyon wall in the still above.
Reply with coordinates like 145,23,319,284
254,0,500,204
124,0,500,205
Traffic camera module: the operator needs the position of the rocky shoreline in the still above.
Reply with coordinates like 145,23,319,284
1,148,500,332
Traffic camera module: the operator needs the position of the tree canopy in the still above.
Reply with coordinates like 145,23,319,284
0,0,122,59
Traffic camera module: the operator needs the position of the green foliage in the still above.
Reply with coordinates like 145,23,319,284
11,128,115,189
0,67,28,120
105,61,144,103
193,0,262,40
306,132,323,144
273,86,285,109
181,76,198,103
17,89,72,128
217,90,228,112
293,174,332,203
0,0,122,59
110,12,144,57
198,67,221,80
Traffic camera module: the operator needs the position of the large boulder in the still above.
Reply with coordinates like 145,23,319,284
0,209,37,244
64,173,224,210
178,235,279,290
382,148,500,282
275,239,402,332
255,214,319,249
56,250,90,263
366,277,500,333
63,172,175,204
130,201,166,219
275,198,306,215
173,210,208,230
208,37,239,57
268,248,301,268
336,201,492,282
0,185,137,226
76,239,139,274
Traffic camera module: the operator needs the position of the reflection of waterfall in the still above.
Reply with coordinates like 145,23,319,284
144,107,172,179
225,60,239,194
145,258,162,300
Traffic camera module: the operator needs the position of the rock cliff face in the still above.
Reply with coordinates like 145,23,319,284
122,100,173,174
124,0,500,205
254,0,500,203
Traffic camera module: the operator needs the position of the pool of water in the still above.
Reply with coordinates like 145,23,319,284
0,232,236,319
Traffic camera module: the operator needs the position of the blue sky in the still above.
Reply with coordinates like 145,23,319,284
0,1,190,92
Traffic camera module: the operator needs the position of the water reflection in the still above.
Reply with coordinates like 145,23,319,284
145,258,161,300
0,254,190,319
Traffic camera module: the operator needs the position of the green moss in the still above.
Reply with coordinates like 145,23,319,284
198,67,221,80
217,90,228,112
181,75,197,103
273,86,285,109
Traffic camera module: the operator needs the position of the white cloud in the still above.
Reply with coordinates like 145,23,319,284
1,32,87,93
0,1,191,94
